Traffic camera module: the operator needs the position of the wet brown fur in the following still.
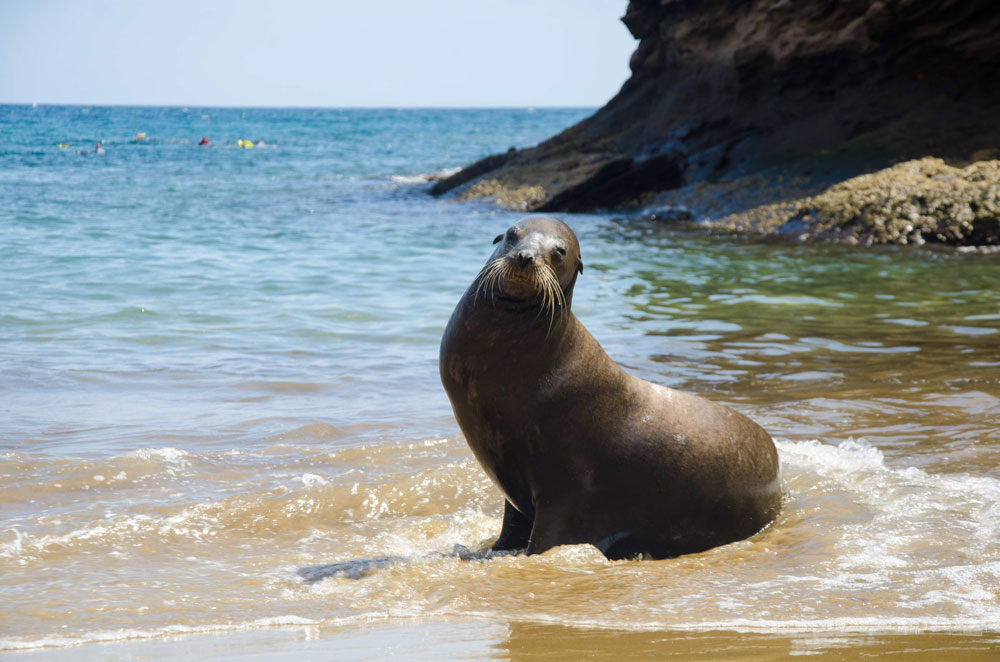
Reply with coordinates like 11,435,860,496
440,216,782,559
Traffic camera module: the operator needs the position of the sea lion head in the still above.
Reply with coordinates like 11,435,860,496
474,216,584,315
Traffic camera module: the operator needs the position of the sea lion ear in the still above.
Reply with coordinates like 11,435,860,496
493,234,503,244
577,260,584,275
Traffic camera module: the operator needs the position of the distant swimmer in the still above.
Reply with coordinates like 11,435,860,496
132,132,147,142
57,143,69,148
80,141,105,155
95,141,105,154
198,137,210,146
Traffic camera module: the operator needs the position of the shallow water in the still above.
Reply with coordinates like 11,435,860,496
1,105,998,656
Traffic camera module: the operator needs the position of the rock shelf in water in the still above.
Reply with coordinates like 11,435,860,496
712,158,1000,246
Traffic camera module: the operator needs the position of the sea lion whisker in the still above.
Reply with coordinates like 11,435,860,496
533,270,549,322
485,267,500,303
492,260,509,303
473,262,491,302
538,264,563,335
492,260,512,303
546,265,566,311
474,258,506,305
530,266,551,321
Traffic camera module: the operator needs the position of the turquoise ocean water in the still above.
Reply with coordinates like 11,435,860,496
2,105,999,654
2,105,594,452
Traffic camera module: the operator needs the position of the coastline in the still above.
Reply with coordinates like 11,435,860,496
429,0,1000,247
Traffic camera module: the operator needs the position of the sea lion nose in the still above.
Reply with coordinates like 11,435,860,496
517,251,535,267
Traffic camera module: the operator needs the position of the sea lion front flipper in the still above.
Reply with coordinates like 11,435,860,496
524,505,571,556
492,499,533,551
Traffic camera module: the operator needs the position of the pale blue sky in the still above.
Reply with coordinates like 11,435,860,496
1,0,636,107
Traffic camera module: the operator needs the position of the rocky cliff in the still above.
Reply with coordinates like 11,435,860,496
431,0,1000,245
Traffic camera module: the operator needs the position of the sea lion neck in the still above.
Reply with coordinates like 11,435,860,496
464,288,574,339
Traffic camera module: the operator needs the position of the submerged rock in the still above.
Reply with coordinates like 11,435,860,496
432,1,1000,246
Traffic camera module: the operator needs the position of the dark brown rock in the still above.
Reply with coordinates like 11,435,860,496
433,0,1000,240
535,154,683,212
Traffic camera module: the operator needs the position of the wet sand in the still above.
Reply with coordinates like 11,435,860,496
5,622,999,661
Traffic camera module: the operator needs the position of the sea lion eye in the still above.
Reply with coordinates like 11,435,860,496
506,228,519,243
555,246,567,257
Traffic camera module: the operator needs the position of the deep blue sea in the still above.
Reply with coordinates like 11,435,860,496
1,105,998,655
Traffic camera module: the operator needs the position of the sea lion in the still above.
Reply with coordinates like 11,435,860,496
440,216,782,560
